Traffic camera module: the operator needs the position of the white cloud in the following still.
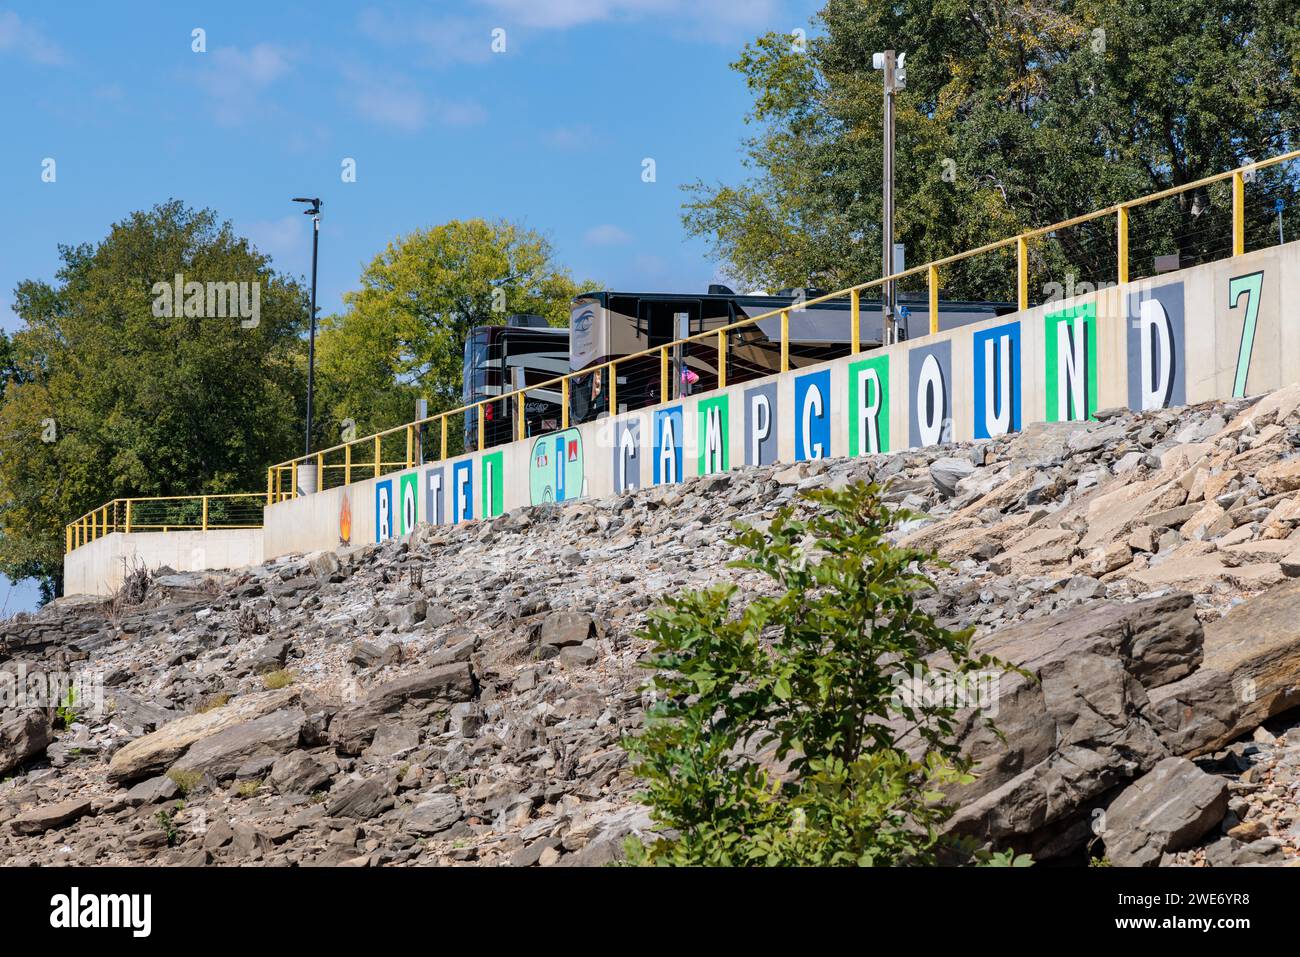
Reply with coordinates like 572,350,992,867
357,9,496,66
475,0,780,40
342,66,486,132
194,44,293,127
0,11,66,65
243,214,306,267
543,123,594,151
584,224,633,246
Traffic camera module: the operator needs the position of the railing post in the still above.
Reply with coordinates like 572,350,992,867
291,460,298,500
125,500,132,533
440,415,448,461
716,331,727,389
1232,170,1245,256
202,496,209,532
65,525,71,553
477,402,485,452
561,377,570,430
850,289,860,354
317,452,325,490
928,264,940,335
1117,205,1130,285
780,309,790,373
516,391,525,442
406,424,414,469
1016,236,1029,312
608,361,618,415
345,442,352,485
373,435,381,478
660,347,669,404
266,469,272,506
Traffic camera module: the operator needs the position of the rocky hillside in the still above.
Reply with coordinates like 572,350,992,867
6,386,1300,866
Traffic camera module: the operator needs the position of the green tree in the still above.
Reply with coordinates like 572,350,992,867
314,219,596,443
624,482,1019,866
0,200,307,598
684,0,1299,299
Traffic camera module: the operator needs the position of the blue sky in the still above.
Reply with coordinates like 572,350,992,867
0,1,822,611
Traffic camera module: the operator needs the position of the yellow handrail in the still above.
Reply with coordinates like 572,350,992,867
65,493,265,554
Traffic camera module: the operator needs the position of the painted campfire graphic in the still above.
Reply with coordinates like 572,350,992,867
339,492,352,545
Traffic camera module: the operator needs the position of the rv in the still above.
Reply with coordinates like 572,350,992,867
462,315,569,449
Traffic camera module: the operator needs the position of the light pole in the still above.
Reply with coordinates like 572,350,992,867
872,49,906,344
292,197,322,461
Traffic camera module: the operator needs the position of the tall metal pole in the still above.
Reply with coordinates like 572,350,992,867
882,50,896,346
304,208,319,457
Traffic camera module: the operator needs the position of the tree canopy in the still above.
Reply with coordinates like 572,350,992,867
0,201,307,598
683,0,1300,299
313,219,596,443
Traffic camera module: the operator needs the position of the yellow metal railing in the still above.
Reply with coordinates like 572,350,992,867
65,493,265,553
265,148,1298,502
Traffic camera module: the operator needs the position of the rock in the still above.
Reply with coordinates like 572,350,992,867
123,774,180,807
168,708,307,781
330,664,476,755
1202,836,1283,866
404,794,461,836
559,645,599,669
929,457,976,497
0,710,52,775
325,778,393,820
108,688,300,783
1256,459,1300,494
1150,578,1300,755
361,723,420,761
1102,757,1229,866
268,750,332,794
9,799,93,835
538,612,595,649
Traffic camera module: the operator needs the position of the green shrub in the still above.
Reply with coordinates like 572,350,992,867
623,481,1020,867
261,669,294,691
166,768,203,796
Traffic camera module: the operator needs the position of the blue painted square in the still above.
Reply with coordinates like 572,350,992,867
653,406,683,485
972,321,1022,439
374,479,393,542
452,460,473,523
794,369,831,461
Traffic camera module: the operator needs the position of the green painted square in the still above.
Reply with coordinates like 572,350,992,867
848,354,890,456
1044,303,1098,422
696,395,730,475
481,450,504,518
398,472,419,536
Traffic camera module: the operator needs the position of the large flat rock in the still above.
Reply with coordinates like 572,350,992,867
1150,578,1300,755
107,688,300,784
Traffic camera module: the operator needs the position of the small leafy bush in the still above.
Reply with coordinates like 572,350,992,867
623,481,1018,867
167,768,203,796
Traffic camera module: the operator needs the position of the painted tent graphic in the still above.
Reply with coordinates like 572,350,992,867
529,428,585,505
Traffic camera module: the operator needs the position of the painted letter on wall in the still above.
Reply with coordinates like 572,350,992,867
744,383,778,466
1045,304,1097,422
424,467,445,526
848,354,890,456
697,395,729,475
653,406,683,484
375,479,393,542
973,321,1021,439
398,472,418,536
1229,271,1264,398
481,450,504,519
1126,282,1185,411
452,460,473,523
795,369,830,461
909,340,951,448
613,419,641,493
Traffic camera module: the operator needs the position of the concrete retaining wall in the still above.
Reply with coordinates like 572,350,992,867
65,528,264,596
